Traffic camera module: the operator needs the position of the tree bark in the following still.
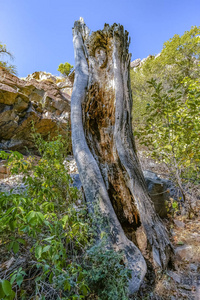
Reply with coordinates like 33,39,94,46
71,18,173,293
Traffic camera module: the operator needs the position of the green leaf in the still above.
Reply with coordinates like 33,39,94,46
49,272,53,284
42,245,51,253
62,215,69,226
177,241,184,245
2,280,12,296
27,211,36,222
0,283,5,298
13,151,23,159
8,241,13,251
10,274,17,285
172,202,178,209
78,272,84,282
36,212,44,222
43,235,55,241
64,280,71,291
16,274,23,287
10,290,16,299
80,284,88,296
9,220,17,231
35,245,43,259
4,207,15,216
17,238,26,245
13,241,19,254
43,264,50,272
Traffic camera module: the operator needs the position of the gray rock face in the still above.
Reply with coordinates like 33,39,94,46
130,58,141,69
175,245,194,261
130,54,161,70
0,68,72,153
174,219,185,228
143,170,175,218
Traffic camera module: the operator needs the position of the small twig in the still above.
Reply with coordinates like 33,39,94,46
23,272,42,282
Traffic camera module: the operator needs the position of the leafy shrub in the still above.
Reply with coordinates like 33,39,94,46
131,26,200,127
83,240,130,300
0,133,131,299
131,26,200,216
0,134,89,299
135,78,200,214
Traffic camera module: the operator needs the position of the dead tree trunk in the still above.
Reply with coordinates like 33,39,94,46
71,18,173,293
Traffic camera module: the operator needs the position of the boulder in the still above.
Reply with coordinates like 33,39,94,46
143,170,175,218
130,54,161,70
175,245,194,261
0,68,72,153
130,58,141,69
174,219,185,228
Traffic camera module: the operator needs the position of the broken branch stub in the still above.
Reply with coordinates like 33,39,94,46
71,18,173,293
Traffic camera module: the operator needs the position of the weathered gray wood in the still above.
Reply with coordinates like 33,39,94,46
71,18,173,294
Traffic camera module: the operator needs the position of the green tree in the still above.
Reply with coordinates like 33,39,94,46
131,26,200,126
0,42,17,75
57,62,74,76
135,78,200,187
131,26,200,215
134,78,200,217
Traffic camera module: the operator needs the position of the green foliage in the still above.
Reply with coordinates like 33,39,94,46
136,78,200,168
158,26,200,82
166,197,181,217
135,78,200,207
0,134,89,299
0,42,17,75
130,26,200,126
83,240,130,300
0,133,130,299
10,268,26,288
131,26,200,212
57,62,74,76
0,279,15,300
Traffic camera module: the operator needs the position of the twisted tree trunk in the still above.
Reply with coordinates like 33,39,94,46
71,18,173,294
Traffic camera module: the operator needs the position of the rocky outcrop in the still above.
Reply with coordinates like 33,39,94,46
24,71,74,96
0,68,73,152
130,54,160,70
130,58,141,69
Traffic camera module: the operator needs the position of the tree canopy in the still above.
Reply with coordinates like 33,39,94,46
130,25,200,124
0,42,17,75
57,62,74,76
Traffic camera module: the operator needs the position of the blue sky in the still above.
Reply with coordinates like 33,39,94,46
1,0,200,77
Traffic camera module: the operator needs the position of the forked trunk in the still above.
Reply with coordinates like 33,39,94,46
71,18,173,294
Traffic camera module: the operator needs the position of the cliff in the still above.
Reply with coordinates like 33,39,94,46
0,68,73,152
